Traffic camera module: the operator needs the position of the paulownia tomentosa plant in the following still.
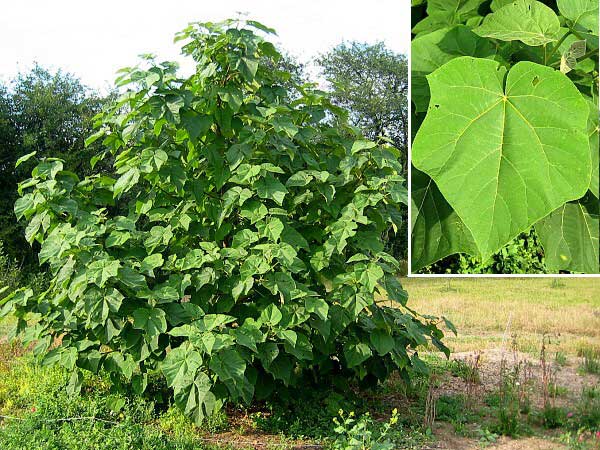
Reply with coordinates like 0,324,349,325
411,0,599,273
0,20,451,424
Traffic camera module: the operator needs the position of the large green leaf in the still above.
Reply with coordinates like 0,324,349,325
113,167,140,198
305,297,329,321
255,175,287,205
209,348,246,381
173,372,217,425
132,307,167,338
161,342,202,388
413,57,590,260
84,288,123,324
535,196,599,273
557,0,599,35
259,304,282,326
344,342,372,367
412,25,496,113
370,329,395,356
411,168,477,271
87,259,121,288
283,332,313,361
236,57,259,82
474,0,561,46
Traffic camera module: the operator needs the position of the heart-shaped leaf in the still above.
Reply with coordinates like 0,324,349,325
161,342,202,388
413,57,590,260
173,372,217,425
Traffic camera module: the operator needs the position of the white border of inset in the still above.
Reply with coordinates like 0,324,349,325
405,1,600,278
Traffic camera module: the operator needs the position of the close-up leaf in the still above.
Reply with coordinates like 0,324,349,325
474,0,561,46
413,57,590,260
535,196,599,273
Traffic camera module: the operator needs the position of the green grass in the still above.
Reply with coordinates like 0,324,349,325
0,353,227,450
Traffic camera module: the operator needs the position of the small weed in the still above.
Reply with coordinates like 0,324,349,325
328,409,432,450
492,403,522,437
548,383,568,397
476,427,499,445
540,405,567,429
554,351,568,367
451,419,469,436
449,358,480,384
578,347,600,375
568,387,600,431
489,348,530,437
435,395,471,424
329,409,398,450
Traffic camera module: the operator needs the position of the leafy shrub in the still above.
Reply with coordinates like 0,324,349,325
1,20,449,424
410,0,599,274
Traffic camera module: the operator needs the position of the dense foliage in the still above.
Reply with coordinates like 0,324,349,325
1,20,449,424
411,0,599,274
318,43,410,261
0,66,106,264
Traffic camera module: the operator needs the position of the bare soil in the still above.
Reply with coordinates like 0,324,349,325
423,348,599,450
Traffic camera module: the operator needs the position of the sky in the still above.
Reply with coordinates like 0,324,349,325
0,0,409,92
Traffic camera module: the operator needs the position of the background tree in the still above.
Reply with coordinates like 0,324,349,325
317,42,409,167
261,52,307,94
0,65,107,264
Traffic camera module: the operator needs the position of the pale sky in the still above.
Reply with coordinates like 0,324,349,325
1,0,409,92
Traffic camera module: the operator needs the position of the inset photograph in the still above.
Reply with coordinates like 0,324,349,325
410,0,599,274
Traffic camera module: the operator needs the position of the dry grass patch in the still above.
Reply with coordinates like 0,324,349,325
401,277,600,357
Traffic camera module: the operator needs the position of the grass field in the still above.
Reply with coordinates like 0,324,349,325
0,277,598,449
403,277,600,357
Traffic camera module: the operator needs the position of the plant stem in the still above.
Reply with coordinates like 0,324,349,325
545,32,570,64
580,48,599,61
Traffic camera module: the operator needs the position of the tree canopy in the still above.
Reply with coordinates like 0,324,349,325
317,42,409,167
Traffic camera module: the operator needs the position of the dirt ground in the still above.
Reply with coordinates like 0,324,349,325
439,348,599,409
428,423,567,450
423,348,599,450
